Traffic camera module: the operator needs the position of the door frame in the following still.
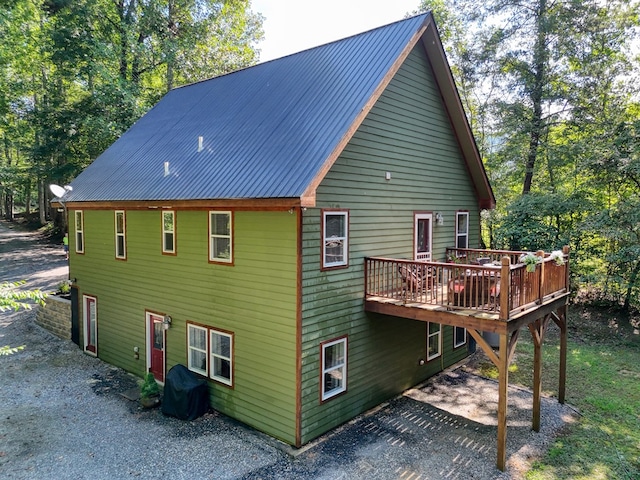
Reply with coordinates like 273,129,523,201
145,311,166,383
413,212,433,261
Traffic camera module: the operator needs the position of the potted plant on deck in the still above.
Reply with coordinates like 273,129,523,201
140,372,161,408
520,252,541,273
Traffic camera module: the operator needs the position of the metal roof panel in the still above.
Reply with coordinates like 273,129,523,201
65,14,430,203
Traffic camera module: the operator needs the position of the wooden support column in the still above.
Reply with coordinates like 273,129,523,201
552,307,568,404
497,332,509,471
528,316,549,432
468,327,520,472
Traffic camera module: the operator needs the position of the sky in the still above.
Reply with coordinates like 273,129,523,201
251,0,422,63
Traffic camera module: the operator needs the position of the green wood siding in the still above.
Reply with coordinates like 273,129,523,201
69,209,299,444
300,45,480,443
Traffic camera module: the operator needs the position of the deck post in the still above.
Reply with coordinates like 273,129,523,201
528,318,545,432
553,307,568,404
497,331,509,471
499,256,511,320
536,250,545,304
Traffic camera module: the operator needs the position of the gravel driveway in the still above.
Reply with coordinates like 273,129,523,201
0,221,577,479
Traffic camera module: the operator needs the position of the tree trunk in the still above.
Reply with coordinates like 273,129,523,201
25,180,31,216
38,179,46,226
522,0,548,195
4,192,13,220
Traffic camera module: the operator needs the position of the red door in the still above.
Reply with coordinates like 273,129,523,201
148,313,165,382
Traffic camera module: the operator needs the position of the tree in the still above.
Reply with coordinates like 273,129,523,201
419,0,640,310
0,0,264,226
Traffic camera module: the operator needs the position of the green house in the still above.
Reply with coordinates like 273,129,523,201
62,13,496,447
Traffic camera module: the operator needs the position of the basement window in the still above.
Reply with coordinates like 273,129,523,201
187,323,234,387
427,323,441,361
321,336,347,401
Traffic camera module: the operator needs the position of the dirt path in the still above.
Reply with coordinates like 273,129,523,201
0,221,69,292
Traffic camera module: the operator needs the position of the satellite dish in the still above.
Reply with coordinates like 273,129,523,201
49,184,66,198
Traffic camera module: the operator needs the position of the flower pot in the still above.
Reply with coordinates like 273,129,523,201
140,395,160,409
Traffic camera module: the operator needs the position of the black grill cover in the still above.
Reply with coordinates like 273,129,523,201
161,364,210,420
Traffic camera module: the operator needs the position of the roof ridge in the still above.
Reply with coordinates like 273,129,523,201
173,13,430,91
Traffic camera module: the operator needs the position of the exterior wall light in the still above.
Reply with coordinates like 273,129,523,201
435,212,444,225
162,315,172,330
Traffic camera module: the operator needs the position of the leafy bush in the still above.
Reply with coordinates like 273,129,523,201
140,372,160,399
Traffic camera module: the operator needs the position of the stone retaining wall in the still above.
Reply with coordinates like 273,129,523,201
36,295,71,340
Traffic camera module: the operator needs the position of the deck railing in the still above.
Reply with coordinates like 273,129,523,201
365,247,569,320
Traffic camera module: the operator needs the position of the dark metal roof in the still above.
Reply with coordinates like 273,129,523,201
64,13,495,208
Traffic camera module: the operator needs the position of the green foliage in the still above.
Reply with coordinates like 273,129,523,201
493,192,580,252
140,372,160,399
0,0,263,223
0,344,25,356
0,281,47,312
57,281,70,294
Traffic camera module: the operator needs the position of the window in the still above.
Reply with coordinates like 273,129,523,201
210,330,233,385
75,210,84,254
322,210,348,268
414,213,433,261
454,326,467,348
83,295,97,355
115,210,126,259
162,211,175,254
427,323,441,360
321,336,347,401
187,324,208,376
456,211,469,249
187,323,234,386
209,211,232,263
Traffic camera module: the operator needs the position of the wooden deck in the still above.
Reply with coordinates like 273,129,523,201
364,247,570,471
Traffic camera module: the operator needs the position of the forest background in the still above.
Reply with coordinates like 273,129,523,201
1,0,639,313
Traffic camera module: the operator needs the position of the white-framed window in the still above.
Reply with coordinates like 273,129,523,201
456,211,469,249
427,323,441,360
414,212,433,261
210,330,233,385
186,323,233,386
454,326,467,348
162,210,176,254
83,295,97,356
209,211,232,263
75,210,84,254
187,324,208,376
115,210,126,259
322,210,349,268
321,336,347,401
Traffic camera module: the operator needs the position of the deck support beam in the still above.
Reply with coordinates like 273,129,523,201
528,315,550,432
497,332,509,471
468,328,520,471
551,307,567,403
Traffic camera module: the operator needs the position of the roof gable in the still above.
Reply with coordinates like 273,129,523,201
65,13,494,209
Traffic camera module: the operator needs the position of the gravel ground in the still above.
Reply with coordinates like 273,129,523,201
0,221,578,479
